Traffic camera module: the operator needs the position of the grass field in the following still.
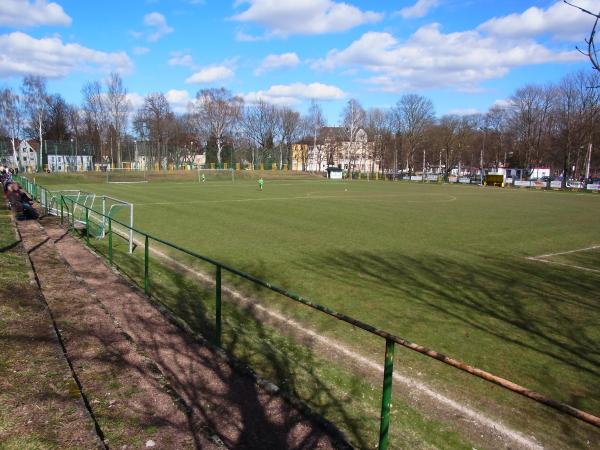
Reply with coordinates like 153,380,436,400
27,172,600,448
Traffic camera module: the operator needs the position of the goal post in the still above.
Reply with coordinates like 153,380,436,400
107,168,148,184
197,168,235,183
49,190,135,253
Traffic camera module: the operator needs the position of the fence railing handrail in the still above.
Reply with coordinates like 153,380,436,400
18,175,600,450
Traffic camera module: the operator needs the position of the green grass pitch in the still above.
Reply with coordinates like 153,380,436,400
30,172,600,447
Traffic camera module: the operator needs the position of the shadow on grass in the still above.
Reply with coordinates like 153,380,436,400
297,249,599,379
76,230,363,449
295,248,600,447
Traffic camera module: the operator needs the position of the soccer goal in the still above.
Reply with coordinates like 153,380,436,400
51,190,135,253
107,168,148,184
197,168,235,183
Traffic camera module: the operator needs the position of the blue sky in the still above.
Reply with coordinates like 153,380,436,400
0,0,598,122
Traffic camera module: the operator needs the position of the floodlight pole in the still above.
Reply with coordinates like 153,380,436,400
480,128,486,186
584,143,592,182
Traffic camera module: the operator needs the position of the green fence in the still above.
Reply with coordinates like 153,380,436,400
15,175,600,448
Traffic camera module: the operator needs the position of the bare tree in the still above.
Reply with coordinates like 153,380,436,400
341,98,366,175
82,80,108,163
194,88,243,164
307,100,325,154
365,108,389,175
136,93,173,168
0,87,22,167
509,84,556,170
21,75,48,170
564,1,600,75
555,70,600,185
278,107,301,169
43,94,70,141
243,100,278,166
485,105,510,169
392,94,435,175
105,73,131,167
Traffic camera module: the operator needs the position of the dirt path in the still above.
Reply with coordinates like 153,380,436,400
1,207,101,449
19,215,344,449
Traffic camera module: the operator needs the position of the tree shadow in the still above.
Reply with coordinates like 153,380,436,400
54,225,357,449
295,248,600,447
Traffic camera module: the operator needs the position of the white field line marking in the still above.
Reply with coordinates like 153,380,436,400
528,244,600,260
134,193,457,207
526,245,600,274
122,234,542,450
528,258,600,274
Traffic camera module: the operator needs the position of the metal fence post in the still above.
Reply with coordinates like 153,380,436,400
108,218,113,265
85,207,90,245
144,235,150,295
60,196,64,224
215,265,222,346
378,338,395,450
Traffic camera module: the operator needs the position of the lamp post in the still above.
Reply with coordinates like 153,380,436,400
70,138,74,171
134,140,138,170
480,127,486,186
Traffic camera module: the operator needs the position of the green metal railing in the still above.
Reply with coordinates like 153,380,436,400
15,175,600,448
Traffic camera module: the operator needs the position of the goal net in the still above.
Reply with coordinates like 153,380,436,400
50,190,135,253
107,168,148,184
197,168,235,183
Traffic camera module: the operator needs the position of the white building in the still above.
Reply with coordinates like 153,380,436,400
494,166,551,180
48,154,93,172
292,127,379,173
14,140,38,170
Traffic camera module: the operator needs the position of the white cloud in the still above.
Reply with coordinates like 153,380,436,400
143,12,173,42
0,0,71,27
313,24,582,92
478,0,600,41
165,89,193,113
235,30,264,41
126,92,145,111
492,98,513,109
133,46,150,55
168,52,194,66
185,65,234,84
396,0,440,19
0,31,133,78
447,108,480,116
254,52,300,75
232,0,382,37
242,82,346,106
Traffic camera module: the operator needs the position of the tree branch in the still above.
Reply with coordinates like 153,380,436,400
564,1,600,73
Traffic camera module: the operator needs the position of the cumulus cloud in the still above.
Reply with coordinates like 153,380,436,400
165,89,193,112
0,0,71,27
232,0,382,37
242,82,346,106
446,108,480,116
0,31,133,78
313,24,582,92
133,46,150,55
396,0,440,19
185,65,234,84
235,30,264,41
126,92,145,111
478,0,599,41
168,52,194,66
254,52,300,75
144,12,173,42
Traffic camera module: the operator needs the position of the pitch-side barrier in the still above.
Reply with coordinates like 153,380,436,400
15,175,600,450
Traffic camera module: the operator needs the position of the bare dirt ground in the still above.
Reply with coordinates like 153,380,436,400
0,250,102,450
14,214,346,450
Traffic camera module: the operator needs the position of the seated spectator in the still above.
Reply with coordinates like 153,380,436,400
6,183,38,220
